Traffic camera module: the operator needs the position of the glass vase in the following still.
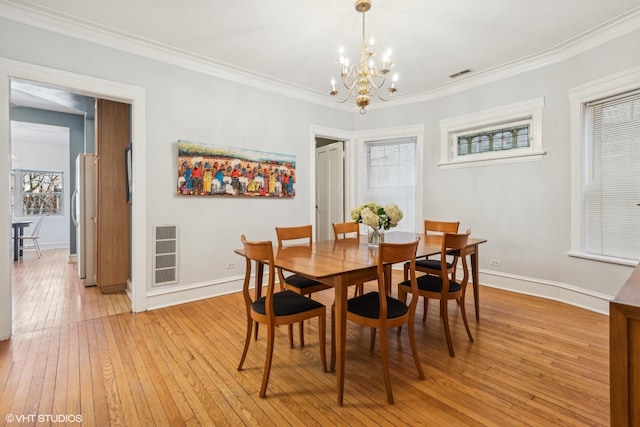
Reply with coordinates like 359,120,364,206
367,227,384,248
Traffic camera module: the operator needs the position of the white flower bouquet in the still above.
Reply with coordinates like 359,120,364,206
351,202,403,230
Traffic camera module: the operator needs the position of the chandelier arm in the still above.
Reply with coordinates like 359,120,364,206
370,73,388,90
332,92,354,104
341,65,359,89
370,84,394,102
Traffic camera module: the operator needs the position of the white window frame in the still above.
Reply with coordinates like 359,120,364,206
569,66,640,267
439,97,546,168
13,168,64,216
354,125,424,233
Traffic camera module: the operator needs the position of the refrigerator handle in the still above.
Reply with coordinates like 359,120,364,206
71,189,78,227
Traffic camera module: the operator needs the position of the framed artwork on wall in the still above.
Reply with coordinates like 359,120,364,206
177,140,296,198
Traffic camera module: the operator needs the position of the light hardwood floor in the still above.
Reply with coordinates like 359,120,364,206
1,249,609,426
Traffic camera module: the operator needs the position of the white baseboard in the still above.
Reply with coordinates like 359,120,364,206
477,268,613,315
143,268,613,316
145,274,248,310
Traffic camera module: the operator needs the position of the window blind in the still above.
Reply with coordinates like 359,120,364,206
585,91,640,260
364,138,417,233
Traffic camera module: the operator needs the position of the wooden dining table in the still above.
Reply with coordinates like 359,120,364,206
235,231,487,406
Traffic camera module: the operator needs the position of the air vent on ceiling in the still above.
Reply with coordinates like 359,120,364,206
449,69,471,79
153,225,178,286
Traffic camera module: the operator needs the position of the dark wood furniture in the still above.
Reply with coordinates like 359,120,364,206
11,221,31,261
610,263,640,426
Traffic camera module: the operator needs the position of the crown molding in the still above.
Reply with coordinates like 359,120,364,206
1,1,639,113
393,7,640,107
0,0,345,111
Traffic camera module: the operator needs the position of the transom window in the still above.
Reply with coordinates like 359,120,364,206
457,123,530,156
440,97,545,168
12,169,63,216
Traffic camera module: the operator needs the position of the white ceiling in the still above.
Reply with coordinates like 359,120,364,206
4,0,640,107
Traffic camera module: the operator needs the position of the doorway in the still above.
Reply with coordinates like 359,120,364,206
0,59,148,339
310,125,355,242
9,81,130,333
315,138,345,241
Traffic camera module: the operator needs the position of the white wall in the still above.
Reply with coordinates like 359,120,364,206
0,15,639,339
11,121,70,249
353,27,640,313
0,16,352,338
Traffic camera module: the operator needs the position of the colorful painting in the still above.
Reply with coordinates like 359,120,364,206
177,140,296,198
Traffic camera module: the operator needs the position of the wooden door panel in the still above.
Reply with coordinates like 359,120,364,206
95,99,130,292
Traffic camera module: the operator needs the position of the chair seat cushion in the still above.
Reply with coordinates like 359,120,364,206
284,274,325,290
347,292,408,319
252,290,324,316
399,275,461,293
415,259,452,270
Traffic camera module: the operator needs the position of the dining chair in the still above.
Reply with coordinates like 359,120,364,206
332,221,364,297
19,214,45,258
332,221,360,240
331,238,424,404
397,230,473,357
237,235,327,398
403,220,460,320
275,225,332,347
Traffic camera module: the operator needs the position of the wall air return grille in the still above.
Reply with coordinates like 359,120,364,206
153,225,178,286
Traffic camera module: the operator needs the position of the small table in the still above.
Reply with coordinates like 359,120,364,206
12,221,32,261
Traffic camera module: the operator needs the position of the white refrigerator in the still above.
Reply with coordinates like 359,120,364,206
72,153,96,287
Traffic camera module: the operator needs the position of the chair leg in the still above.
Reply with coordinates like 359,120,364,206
238,314,254,370
299,320,305,347
459,296,474,343
369,328,376,351
318,312,327,372
396,287,407,337
422,297,429,322
288,324,294,348
330,305,335,371
407,319,425,380
34,239,42,258
259,323,276,398
403,262,409,281
378,327,394,404
441,299,455,357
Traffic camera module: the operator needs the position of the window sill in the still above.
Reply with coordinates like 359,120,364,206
438,150,546,169
567,251,638,267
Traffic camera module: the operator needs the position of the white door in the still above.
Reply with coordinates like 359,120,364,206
315,141,344,241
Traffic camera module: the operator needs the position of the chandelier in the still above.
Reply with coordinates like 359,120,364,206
330,0,398,114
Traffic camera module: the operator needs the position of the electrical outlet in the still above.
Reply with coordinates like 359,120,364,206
225,262,238,269
489,259,500,266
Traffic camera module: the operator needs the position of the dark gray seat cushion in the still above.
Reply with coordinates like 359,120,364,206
347,292,408,319
252,290,324,316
